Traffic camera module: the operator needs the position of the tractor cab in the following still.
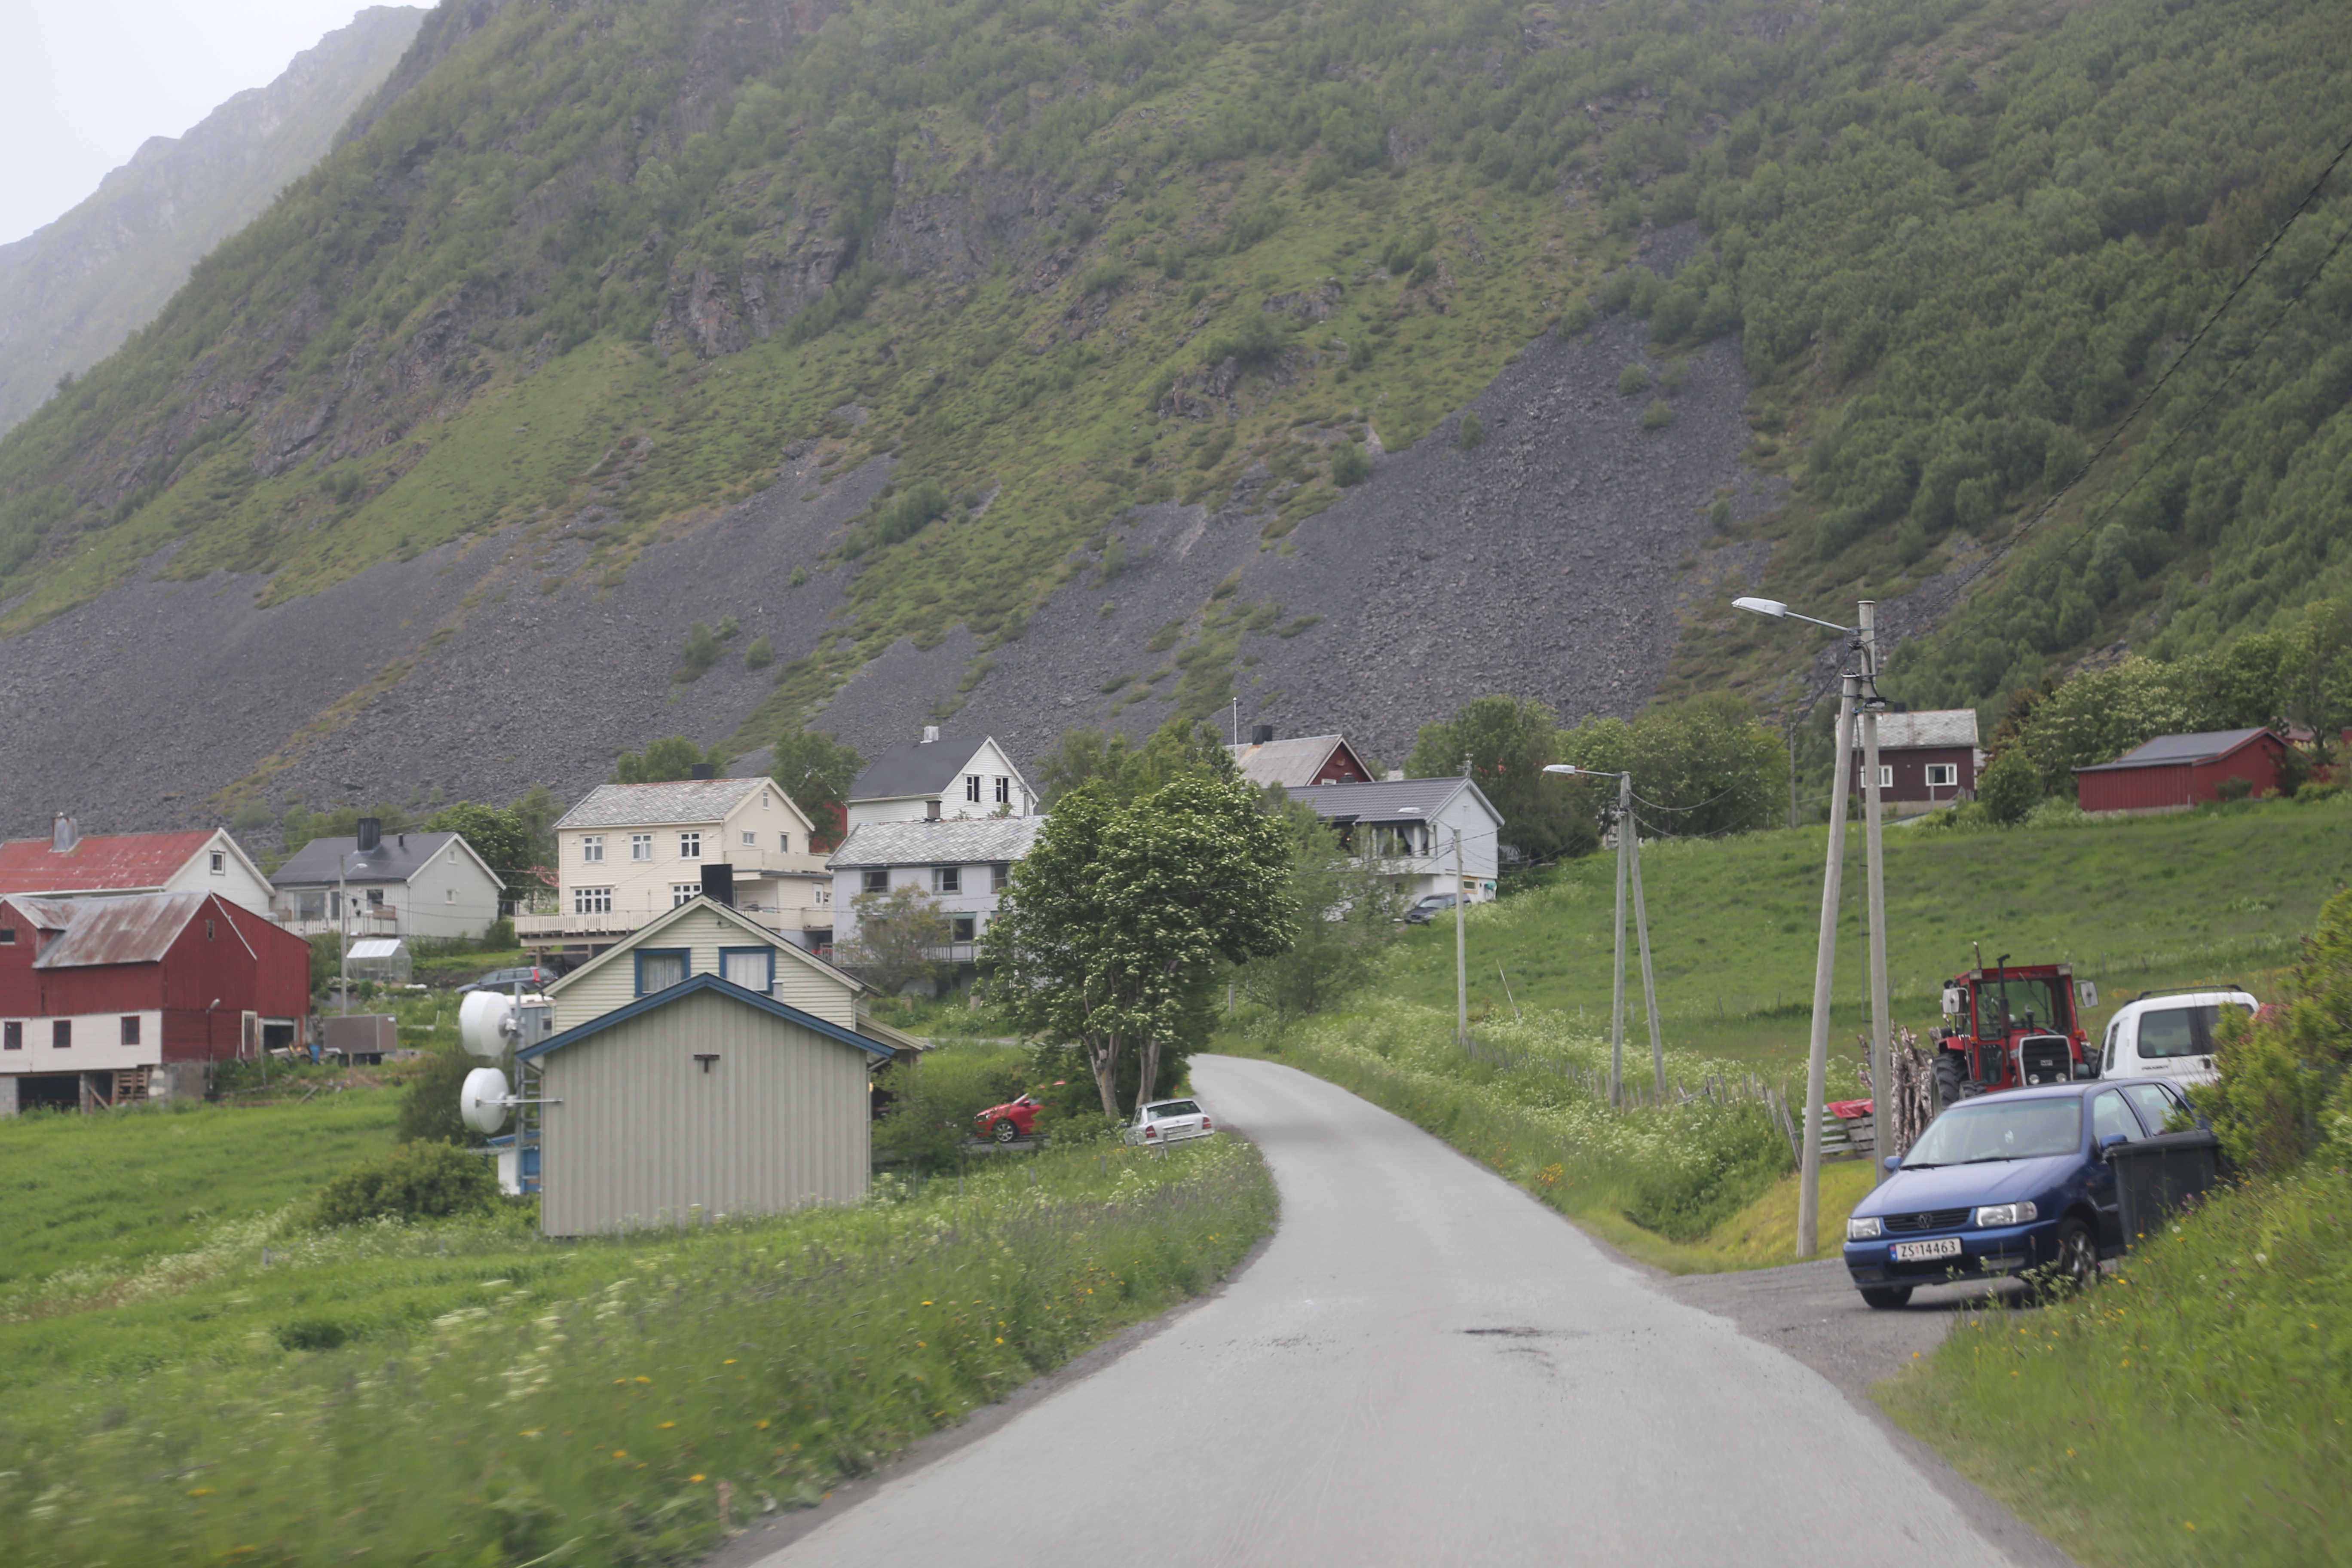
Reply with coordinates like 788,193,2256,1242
1932,959,2097,1107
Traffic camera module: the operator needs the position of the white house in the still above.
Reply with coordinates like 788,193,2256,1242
0,818,275,919
845,728,1038,829
270,824,505,940
521,775,833,956
826,816,1045,964
1284,778,1505,904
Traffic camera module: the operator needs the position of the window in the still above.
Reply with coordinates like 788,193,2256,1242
965,774,982,803
720,947,775,992
814,886,830,907
672,884,701,907
445,887,456,903
994,776,1011,804
634,949,690,996
581,835,605,864
630,833,652,862
0,927,14,943
3,1021,19,1050
951,915,977,943
574,886,613,915
1857,764,1893,789
861,869,888,895
206,919,216,940
779,833,792,853
679,832,702,860
2122,1082,2187,1134
120,1016,141,1046
741,831,757,847
933,866,962,894
1924,763,1959,789
761,790,772,809
2092,1090,2145,1145
53,1019,71,1049
209,850,226,874
991,863,1010,891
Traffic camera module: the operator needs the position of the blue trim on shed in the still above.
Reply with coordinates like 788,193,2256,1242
517,971,896,1064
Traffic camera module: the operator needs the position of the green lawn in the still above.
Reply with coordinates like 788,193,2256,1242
1402,797,2352,1080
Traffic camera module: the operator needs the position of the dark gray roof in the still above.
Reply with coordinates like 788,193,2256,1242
1284,777,1502,826
272,831,471,888
2075,728,2275,773
849,735,1007,801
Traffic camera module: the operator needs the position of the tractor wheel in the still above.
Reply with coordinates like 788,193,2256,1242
992,1119,1020,1144
1859,1286,1913,1310
2033,1218,2098,1300
1932,1050,1970,1112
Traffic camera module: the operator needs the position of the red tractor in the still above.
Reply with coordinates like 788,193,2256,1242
1931,953,2100,1109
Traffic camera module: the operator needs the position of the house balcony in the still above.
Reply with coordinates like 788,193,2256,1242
270,907,407,939
514,902,833,943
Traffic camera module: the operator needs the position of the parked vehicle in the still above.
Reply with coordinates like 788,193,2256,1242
1402,894,1458,925
1930,954,2099,1108
977,1093,1044,1143
1126,1097,1214,1146
1842,1078,2199,1309
458,964,560,994
2098,988,2258,1087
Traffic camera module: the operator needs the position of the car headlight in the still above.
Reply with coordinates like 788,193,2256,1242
1975,1201,2038,1228
1847,1216,1883,1241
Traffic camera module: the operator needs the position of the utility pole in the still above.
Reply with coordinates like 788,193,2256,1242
337,851,351,1017
1786,698,1800,831
1452,825,1468,1049
1860,600,1894,1188
1798,671,1859,1256
1610,771,1630,1106
1629,819,1665,1094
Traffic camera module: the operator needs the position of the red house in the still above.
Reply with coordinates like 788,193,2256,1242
2072,728,2291,814
1226,729,1376,789
0,891,313,1115
1847,709,1980,813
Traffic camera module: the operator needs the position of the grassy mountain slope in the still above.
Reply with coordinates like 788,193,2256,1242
0,0,2343,773
0,7,426,436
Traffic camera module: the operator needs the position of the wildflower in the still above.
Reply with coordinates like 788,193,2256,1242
756,1421,770,1430
659,1421,677,1429
723,1359,737,1366
690,1474,706,1483
613,1450,628,1459
635,1376,652,1384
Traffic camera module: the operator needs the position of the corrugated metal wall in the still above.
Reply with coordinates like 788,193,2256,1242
539,986,870,1236
2079,762,2192,812
552,906,856,1029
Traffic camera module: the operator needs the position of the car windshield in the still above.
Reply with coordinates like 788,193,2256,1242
1148,1100,1201,1118
1906,1098,2082,1164
1973,976,2068,1036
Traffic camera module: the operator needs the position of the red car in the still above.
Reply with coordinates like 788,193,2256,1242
977,1093,1044,1143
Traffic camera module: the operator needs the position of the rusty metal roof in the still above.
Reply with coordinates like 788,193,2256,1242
0,830,220,894
3,891,213,968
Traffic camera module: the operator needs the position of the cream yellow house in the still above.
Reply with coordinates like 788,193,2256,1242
518,776,833,957
544,894,866,1031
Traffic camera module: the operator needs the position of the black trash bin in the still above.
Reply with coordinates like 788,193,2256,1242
2107,1128,2226,1249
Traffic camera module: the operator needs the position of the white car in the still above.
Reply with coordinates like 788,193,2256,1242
1127,1097,1216,1146
2098,989,2258,1087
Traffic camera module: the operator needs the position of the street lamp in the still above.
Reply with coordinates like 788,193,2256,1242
1543,764,1663,1106
1733,596,1897,1258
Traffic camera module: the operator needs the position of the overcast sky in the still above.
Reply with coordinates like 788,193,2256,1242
0,0,385,247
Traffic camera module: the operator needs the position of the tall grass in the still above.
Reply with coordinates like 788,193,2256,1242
1882,1169,2352,1566
0,1135,1273,1568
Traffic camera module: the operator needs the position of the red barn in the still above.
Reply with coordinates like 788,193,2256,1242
2072,728,2291,814
0,892,312,1114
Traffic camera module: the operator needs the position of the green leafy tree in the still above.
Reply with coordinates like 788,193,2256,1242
836,885,954,996
396,1047,484,1145
1977,747,2043,825
768,729,865,850
1038,716,1238,807
509,784,567,874
1564,693,1785,839
2193,887,2352,1174
985,774,1295,1116
613,737,722,783
423,802,530,896
1407,696,1593,863
1239,801,1405,1017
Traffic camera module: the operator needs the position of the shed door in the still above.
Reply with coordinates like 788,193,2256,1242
722,949,772,993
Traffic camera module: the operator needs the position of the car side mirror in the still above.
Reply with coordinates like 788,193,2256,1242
2098,1132,2128,1158
1882,1155,1903,1174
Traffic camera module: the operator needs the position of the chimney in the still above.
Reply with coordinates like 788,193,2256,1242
49,813,77,853
1384,769,1404,782
925,799,941,821
690,763,716,780
355,817,382,854
397,833,406,849
1251,724,1275,746
700,864,736,907
921,726,940,744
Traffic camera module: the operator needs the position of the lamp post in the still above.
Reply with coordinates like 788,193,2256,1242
1543,763,1664,1104
1731,596,1896,1258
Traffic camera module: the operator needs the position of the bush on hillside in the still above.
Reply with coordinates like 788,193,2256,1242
315,1141,498,1227
1977,748,2042,825
396,1047,484,1146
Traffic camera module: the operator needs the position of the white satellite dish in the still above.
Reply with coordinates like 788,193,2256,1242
459,991,546,1058
461,1066,512,1135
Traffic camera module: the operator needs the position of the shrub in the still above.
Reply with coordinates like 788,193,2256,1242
1641,399,1675,431
2192,886,2352,1174
1977,747,2042,824
1556,298,1594,337
2213,774,2255,802
315,1141,498,1227
1617,363,1652,397
744,635,774,669
1331,442,1371,486
1457,413,1484,450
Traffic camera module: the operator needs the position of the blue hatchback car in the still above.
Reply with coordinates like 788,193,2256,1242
1842,1078,2198,1308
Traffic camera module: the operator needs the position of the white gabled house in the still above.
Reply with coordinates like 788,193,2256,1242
269,824,505,940
825,816,1045,965
0,818,276,919
1284,777,1505,905
845,728,1038,828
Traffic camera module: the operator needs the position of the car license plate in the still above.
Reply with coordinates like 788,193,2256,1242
1892,1237,1963,1262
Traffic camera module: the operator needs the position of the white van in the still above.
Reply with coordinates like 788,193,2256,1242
2099,989,2258,1087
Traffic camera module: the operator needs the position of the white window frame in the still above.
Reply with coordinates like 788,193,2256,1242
445,887,456,903
779,833,792,853
933,866,962,894
814,886,830,907
992,862,1011,891
741,830,757,847
965,774,982,803
574,886,613,915
1924,763,1960,788
994,776,1011,804
861,868,888,895
581,835,605,864
678,832,702,861
672,883,701,907
1857,764,1893,789
209,850,227,874
630,833,653,862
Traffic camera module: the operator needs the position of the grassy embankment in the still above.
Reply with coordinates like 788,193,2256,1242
0,1093,1273,1567
1222,796,2351,1269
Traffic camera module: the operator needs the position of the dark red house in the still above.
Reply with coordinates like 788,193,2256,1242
1846,709,1981,812
0,891,312,1114
1226,729,1376,789
2072,727,2291,813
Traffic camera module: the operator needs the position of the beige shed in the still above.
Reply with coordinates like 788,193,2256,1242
516,971,895,1236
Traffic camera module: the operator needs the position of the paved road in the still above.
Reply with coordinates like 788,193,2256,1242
739,1057,2057,1567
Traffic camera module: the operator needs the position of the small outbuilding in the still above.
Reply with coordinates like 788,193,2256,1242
1845,709,1981,814
517,971,895,1235
2073,727,2291,814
